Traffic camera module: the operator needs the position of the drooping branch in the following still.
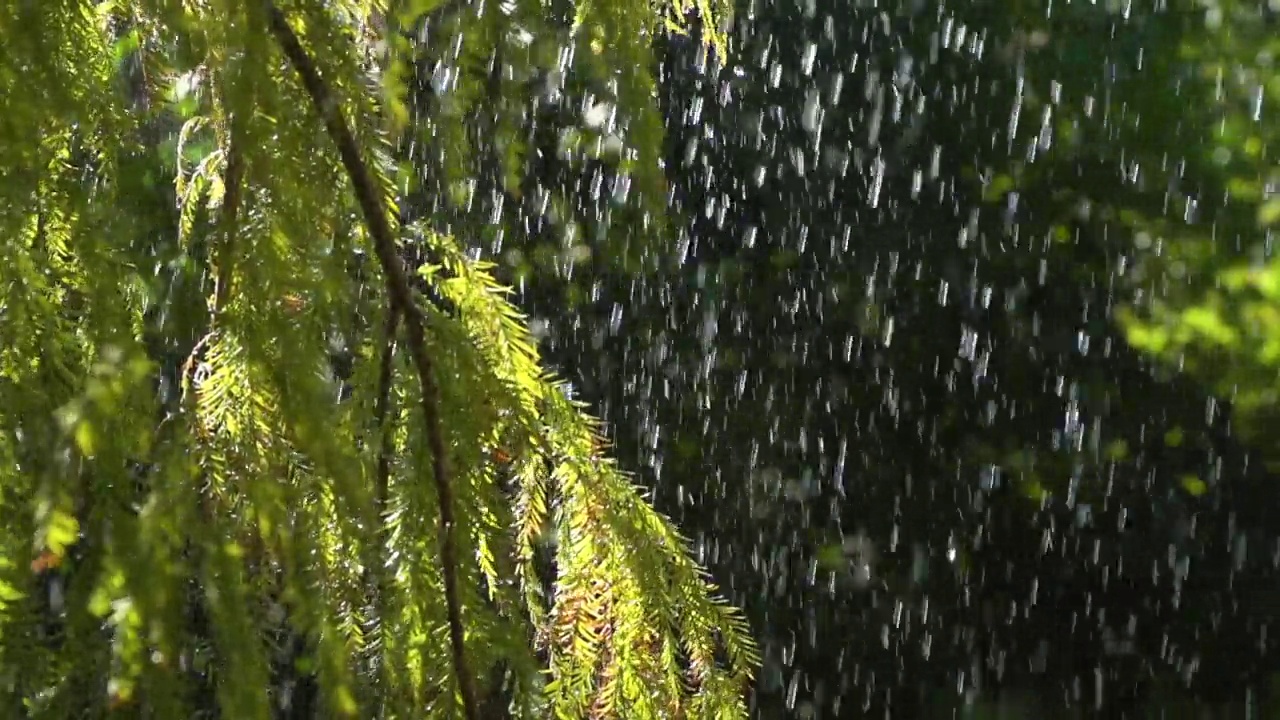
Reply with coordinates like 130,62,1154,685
182,100,243,405
211,132,242,318
263,5,481,719
367,306,399,703
373,308,401,532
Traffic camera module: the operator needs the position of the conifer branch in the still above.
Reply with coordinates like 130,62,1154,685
368,306,399,703
264,4,481,718
212,134,242,317
182,125,241,406
373,308,400,529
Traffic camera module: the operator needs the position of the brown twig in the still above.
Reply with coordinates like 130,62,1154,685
264,4,481,718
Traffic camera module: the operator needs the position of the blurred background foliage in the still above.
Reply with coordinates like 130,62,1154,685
479,0,1280,715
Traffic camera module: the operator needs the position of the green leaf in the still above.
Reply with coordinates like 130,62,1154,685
74,420,99,457
1180,475,1208,497
112,29,142,65
1259,199,1280,227
983,173,1016,202
816,544,847,572
1104,439,1130,461
0,579,23,603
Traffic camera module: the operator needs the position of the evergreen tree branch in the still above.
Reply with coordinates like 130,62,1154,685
183,115,242,405
263,4,481,718
373,308,400,532
368,306,399,708
211,134,242,318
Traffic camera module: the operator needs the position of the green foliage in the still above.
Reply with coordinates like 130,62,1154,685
0,1,756,717
983,1,1280,456
949,0,1280,490
1109,3,1280,454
